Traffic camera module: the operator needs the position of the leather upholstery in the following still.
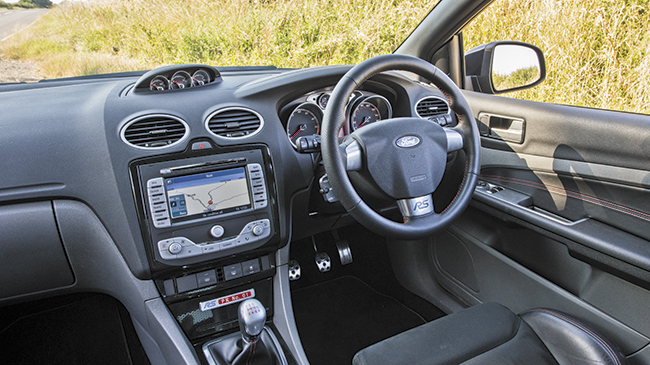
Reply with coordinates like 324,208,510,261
352,302,628,365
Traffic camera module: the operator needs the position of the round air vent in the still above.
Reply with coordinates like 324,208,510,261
206,107,263,139
121,114,189,149
415,96,450,118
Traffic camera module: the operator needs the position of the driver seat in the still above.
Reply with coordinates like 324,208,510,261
353,302,628,365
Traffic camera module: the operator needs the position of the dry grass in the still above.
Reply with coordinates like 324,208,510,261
1,0,434,76
464,0,650,114
2,0,648,114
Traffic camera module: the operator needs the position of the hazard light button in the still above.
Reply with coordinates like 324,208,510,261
191,141,213,151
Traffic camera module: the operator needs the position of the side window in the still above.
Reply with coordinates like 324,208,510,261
463,0,649,114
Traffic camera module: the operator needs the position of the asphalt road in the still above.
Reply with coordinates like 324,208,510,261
0,8,48,41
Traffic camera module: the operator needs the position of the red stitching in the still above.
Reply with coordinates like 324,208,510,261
535,309,621,365
481,174,650,223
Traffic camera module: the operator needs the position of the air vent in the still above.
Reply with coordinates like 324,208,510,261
206,108,263,138
121,114,188,149
415,96,450,118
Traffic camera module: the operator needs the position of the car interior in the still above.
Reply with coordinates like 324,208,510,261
1,0,650,364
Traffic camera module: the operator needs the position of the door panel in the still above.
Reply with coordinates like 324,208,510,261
428,90,650,360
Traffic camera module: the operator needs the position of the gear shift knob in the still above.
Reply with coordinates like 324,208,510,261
238,299,266,342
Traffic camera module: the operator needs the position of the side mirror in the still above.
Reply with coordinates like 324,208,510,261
465,41,546,94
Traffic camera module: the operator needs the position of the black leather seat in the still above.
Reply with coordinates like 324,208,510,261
353,302,628,365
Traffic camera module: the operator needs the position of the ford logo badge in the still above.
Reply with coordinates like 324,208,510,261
396,136,420,148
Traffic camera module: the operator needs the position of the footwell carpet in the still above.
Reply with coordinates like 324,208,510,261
292,276,427,365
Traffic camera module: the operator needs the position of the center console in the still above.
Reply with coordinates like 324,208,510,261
131,143,293,364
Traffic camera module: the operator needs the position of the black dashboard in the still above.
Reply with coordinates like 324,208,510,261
0,63,455,362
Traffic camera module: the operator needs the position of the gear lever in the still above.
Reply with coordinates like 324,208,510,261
238,299,266,342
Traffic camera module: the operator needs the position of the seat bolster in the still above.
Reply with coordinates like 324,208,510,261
353,302,520,365
520,309,629,365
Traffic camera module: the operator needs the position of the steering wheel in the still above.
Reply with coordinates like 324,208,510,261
321,54,480,240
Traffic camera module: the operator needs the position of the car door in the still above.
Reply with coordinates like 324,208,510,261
391,0,650,363
426,2,650,363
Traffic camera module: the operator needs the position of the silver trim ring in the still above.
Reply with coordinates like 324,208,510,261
205,107,265,140
120,114,190,150
414,95,451,119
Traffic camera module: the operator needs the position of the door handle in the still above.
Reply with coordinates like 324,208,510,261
478,112,525,143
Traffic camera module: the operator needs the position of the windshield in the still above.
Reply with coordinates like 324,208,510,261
0,0,438,82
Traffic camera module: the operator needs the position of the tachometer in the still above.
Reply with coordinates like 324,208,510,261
170,71,192,89
351,102,381,130
150,75,170,91
286,103,322,147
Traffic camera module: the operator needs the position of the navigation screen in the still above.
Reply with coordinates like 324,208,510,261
166,168,251,219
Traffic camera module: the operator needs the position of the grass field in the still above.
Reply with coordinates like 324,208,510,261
1,0,648,114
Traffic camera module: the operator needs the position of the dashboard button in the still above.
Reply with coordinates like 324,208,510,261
252,224,264,236
242,259,260,276
254,192,267,202
147,177,164,188
219,240,236,250
197,270,217,287
254,200,268,209
251,178,264,187
210,225,225,238
249,171,263,179
224,263,243,281
168,242,182,254
176,275,198,292
191,141,213,151
202,244,220,254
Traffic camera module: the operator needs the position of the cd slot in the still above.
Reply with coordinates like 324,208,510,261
160,157,247,175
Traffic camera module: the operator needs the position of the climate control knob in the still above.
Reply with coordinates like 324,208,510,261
168,242,182,254
252,224,264,236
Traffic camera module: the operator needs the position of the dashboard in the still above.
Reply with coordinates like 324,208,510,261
0,63,456,363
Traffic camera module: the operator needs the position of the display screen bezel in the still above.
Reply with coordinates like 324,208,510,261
164,167,253,222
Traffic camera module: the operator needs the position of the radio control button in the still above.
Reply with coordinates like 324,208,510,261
148,187,165,196
252,224,264,236
153,210,170,220
219,240,236,250
150,195,166,204
249,171,263,179
254,200,268,209
251,178,264,187
210,225,225,238
252,186,265,194
168,242,182,254
248,163,261,172
202,244,220,254
147,177,164,188
254,192,267,202
154,218,171,228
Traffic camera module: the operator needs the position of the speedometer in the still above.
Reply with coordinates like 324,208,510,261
286,103,322,147
351,102,381,130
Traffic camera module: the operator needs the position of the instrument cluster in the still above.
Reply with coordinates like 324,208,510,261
285,90,392,148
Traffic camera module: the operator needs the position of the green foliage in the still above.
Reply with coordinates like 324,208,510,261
0,1,14,9
16,0,52,9
492,66,540,91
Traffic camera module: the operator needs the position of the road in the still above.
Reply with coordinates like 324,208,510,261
0,8,48,41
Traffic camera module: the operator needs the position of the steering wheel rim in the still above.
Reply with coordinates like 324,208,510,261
321,54,481,240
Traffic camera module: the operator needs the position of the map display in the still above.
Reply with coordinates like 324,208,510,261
166,168,251,218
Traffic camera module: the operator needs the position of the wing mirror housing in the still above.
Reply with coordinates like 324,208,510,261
465,41,546,94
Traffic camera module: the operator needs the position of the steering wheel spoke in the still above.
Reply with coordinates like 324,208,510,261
397,194,434,217
341,139,363,171
445,128,464,152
